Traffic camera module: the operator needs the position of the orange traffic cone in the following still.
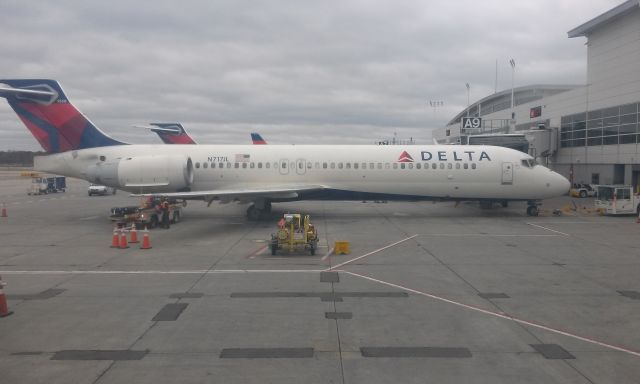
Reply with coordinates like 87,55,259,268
0,275,13,317
129,225,139,243
119,228,129,249
140,227,152,250
110,227,120,248
1,203,7,218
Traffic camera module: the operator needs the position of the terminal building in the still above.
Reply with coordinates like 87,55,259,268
433,0,640,187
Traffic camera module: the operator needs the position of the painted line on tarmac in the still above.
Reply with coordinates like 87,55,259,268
416,233,560,237
246,245,268,259
321,247,335,261
327,234,418,271
344,270,640,359
79,215,100,221
526,223,570,236
0,269,328,275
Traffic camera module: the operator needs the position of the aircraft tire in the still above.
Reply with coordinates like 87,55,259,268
247,205,261,221
526,205,539,216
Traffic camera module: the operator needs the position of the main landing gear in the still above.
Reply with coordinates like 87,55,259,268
526,201,540,217
246,200,272,221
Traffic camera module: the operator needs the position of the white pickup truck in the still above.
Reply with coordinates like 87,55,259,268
88,184,116,196
595,185,640,215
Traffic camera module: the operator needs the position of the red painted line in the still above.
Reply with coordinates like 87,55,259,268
321,247,335,262
343,270,640,359
246,245,268,259
327,234,418,271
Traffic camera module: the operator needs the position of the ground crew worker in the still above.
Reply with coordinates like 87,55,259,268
161,198,170,229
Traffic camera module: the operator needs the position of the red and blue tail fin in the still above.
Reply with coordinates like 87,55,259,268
0,79,126,153
148,123,197,144
251,132,267,145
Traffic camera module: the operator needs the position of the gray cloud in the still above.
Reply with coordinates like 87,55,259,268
0,0,621,149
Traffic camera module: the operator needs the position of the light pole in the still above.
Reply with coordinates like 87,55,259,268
509,59,516,120
428,100,444,118
465,83,470,117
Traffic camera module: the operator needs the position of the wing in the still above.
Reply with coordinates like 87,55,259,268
131,184,326,202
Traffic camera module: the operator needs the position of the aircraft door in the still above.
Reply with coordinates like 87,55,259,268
502,162,513,184
296,158,306,175
279,159,289,175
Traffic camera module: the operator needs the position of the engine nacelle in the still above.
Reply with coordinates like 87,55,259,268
87,155,194,193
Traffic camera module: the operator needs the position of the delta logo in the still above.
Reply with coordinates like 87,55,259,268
398,151,414,162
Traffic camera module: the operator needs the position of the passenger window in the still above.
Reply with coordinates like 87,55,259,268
362,163,367,169
354,163,359,169
370,163,375,169
432,163,437,169
408,163,413,169
266,162,270,169
385,163,390,169
226,162,231,168
400,163,405,169
258,162,262,169
235,163,239,168
439,163,445,169
203,162,208,169
416,163,421,169
195,162,200,169
447,163,452,169
250,162,255,169
346,163,351,169
242,163,247,169
464,163,468,169
471,163,476,169
211,163,216,169
331,163,335,169
377,163,382,169
219,162,224,168
281,162,287,169
338,163,343,169
393,163,398,169
323,162,328,169
456,163,460,169
314,162,319,169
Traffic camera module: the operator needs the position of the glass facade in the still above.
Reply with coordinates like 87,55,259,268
560,102,639,148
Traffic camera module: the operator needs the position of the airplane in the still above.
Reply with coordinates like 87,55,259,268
0,79,570,219
142,122,269,145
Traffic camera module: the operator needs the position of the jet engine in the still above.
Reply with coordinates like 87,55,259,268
87,155,193,193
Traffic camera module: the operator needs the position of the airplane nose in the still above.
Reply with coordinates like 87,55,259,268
552,172,571,196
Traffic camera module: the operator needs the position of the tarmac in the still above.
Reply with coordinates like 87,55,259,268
1,170,640,384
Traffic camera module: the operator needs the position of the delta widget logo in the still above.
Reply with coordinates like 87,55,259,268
398,151,414,162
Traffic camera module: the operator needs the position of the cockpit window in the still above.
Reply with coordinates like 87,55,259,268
521,159,536,168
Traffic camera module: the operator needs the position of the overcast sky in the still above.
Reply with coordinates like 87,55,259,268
0,0,622,150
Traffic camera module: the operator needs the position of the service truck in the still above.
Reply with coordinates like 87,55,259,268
28,176,66,195
595,185,640,215
110,198,184,228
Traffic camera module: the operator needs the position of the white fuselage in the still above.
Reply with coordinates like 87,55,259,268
35,144,570,201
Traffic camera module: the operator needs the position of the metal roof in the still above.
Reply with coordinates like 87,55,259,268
568,0,639,38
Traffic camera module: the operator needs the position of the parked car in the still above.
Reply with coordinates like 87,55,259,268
88,184,116,196
570,183,598,198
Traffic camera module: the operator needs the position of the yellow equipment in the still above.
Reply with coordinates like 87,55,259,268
270,213,319,255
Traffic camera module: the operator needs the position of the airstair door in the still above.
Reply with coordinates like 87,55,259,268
502,162,513,184
279,159,289,175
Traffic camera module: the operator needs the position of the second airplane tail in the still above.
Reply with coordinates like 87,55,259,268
148,123,197,144
0,79,125,153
